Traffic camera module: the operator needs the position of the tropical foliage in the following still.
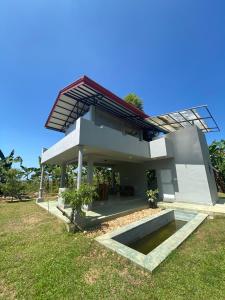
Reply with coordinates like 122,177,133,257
0,149,116,200
61,184,97,230
124,93,143,111
0,169,25,200
146,188,158,208
0,150,23,197
209,139,225,192
62,184,97,216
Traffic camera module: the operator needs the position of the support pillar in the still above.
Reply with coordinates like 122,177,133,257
37,164,44,203
58,163,67,207
77,146,83,189
37,148,46,203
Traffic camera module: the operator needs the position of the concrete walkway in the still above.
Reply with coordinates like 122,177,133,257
158,198,225,216
37,197,148,227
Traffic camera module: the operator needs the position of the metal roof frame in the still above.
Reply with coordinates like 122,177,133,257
45,76,219,135
45,76,165,133
146,105,220,133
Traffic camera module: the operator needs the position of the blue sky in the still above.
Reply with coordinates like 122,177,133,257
0,0,224,167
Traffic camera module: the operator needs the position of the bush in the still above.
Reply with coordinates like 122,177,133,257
62,184,97,217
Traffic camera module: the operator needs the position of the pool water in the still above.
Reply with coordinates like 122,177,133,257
128,220,186,255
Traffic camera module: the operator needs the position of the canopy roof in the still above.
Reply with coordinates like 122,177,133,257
146,105,220,133
45,76,164,133
45,76,219,135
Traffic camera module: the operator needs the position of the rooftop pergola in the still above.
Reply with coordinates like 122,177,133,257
146,105,220,133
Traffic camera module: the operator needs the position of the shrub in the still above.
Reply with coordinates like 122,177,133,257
146,189,159,208
62,184,97,217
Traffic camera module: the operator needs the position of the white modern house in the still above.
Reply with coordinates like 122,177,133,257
37,75,219,212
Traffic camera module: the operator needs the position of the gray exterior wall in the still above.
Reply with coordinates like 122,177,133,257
145,126,218,205
116,162,147,197
42,105,218,206
79,117,150,158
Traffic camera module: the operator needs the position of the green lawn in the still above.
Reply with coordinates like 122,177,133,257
1,201,225,299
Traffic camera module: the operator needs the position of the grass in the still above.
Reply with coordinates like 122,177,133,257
1,201,225,299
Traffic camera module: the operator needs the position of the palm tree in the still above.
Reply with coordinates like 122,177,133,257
0,149,22,170
0,149,22,183
21,165,36,181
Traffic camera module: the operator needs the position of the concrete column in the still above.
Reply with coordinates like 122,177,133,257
37,164,44,203
77,146,83,189
58,163,67,207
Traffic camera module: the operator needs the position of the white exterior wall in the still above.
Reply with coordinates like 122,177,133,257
149,137,173,159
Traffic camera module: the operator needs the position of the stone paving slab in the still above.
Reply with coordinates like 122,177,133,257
158,201,225,216
37,199,148,226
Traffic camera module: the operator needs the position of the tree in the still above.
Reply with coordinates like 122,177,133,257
124,93,143,111
0,149,22,170
21,165,36,181
209,140,225,192
0,169,25,200
0,150,22,195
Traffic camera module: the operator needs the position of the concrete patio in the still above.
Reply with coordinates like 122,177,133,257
158,197,225,216
37,196,148,227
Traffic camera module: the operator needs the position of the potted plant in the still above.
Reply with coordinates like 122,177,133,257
61,184,97,231
146,189,159,208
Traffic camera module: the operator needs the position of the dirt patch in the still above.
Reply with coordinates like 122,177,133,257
0,279,16,300
86,207,161,237
84,267,101,285
118,267,151,286
22,213,44,226
2,212,46,233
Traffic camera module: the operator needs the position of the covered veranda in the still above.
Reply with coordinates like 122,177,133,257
37,144,149,223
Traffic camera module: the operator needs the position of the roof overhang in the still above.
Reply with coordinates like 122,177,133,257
45,76,164,133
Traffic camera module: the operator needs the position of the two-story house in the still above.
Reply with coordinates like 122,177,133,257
37,75,219,210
